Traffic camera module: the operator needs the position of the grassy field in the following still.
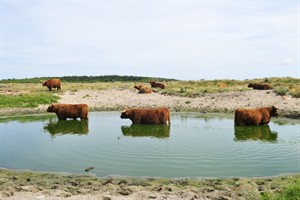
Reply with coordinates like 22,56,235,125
0,76,299,108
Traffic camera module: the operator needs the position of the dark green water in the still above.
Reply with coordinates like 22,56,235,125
0,112,299,178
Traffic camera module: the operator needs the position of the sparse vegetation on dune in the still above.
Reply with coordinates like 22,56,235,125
162,77,300,97
0,76,299,110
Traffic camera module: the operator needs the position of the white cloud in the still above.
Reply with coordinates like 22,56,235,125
276,58,295,66
1,1,299,80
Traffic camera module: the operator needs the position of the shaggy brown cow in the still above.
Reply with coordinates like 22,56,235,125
150,81,165,89
234,106,278,126
47,104,89,120
121,107,170,124
248,83,273,90
134,85,152,94
43,79,61,91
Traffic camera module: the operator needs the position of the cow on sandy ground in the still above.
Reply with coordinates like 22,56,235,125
42,79,61,91
150,81,165,89
248,83,273,90
121,107,170,124
47,104,89,120
134,85,152,94
234,106,278,126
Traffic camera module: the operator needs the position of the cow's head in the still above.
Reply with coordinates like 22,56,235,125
270,106,279,117
248,83,254,88
121,109,131,119
47,104,55,112
134,85,142,90
42,81,48,86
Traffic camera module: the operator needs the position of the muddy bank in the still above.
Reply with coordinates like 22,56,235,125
1,168,299,200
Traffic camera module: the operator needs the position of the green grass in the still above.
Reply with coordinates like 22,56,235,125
0,93,60,108
261,178,300,200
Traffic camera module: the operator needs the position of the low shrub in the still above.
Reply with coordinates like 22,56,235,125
274,87,289,96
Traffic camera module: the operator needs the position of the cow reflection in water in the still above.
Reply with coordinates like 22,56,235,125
44,119,89,137
121,124,170,139
234,125,278,142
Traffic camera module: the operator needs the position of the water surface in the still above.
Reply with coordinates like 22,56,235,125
0,112,299,178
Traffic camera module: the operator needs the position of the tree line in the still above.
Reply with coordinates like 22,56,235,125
0,75,178,83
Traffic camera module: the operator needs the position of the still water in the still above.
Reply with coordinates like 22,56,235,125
0,112,299,178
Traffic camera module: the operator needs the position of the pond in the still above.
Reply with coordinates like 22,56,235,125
0,112,299,178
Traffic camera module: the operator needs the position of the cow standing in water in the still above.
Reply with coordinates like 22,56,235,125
42,79,61,91
47,104,89,120
121,107,170,124
234,106,278,126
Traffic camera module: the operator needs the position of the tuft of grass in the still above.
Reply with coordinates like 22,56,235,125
261,179,300,200
0,93,60,108
82,94,91,98
274,87,289,96
290,87,300,98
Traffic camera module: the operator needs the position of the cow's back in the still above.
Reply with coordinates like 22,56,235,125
50,104,88,120
130,108,170,124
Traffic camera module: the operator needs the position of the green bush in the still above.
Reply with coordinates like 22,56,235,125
290,87,300,98
274,87,289,96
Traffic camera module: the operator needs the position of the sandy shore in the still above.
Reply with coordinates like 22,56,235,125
1,89,300,200
1,89,300,118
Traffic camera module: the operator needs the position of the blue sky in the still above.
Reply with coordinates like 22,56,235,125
1,0,299,80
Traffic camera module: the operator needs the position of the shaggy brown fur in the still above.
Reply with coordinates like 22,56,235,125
234,106,278,126
121,107,170,124
248,83,273,90
150,81,165,89
134,85,152,94
47,104,89,120
43,79,61,91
